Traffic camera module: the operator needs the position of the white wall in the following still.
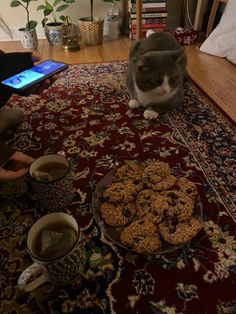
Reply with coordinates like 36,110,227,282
0,0,201,41
0,0,113,40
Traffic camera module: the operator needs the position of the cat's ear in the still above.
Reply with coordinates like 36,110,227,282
133,54,150,72
133,53,150,71
172,47,186,65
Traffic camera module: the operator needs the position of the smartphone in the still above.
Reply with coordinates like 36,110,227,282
1,60,68,94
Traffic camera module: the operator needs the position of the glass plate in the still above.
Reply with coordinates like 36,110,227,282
92,168,203,255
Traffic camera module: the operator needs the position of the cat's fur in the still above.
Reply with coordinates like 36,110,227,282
126,32,187,119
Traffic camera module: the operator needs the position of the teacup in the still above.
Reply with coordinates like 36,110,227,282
18,212,87,292
29,154,74,210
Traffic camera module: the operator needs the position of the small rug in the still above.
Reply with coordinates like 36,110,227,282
0,61,235,314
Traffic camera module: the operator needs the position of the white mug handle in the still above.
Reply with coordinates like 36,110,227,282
18,263,48,292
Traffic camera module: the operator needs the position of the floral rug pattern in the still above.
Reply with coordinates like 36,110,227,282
0,61,236,314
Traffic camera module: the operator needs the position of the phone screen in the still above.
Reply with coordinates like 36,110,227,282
1,60,67,91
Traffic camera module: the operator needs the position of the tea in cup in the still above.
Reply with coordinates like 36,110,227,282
29,154,74,210
18,212,86,292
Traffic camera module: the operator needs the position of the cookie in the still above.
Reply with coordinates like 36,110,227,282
100,202,136,227
136,189,156,215
102,180,137,203
133,235,161,254
120,217,157,248
161,190,195,222
149,174,177,191
175,177,198,200
158,217,203,245
115,162,143,181
136,189,166,224
142,160,171,185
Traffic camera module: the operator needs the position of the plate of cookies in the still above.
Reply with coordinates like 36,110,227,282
92,160,204,255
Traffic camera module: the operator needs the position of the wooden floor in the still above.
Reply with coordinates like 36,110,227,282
0,37,236,122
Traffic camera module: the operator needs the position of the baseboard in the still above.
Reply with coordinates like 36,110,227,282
0,26,45,41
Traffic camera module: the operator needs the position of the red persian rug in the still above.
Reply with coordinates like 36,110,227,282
0,61,236,314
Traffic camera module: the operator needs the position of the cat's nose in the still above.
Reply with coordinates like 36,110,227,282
161,87,169,94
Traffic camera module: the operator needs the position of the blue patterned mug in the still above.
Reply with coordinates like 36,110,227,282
18,212,86,292
29,154,75,210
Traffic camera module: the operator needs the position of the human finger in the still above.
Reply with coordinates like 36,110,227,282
23,74,59,96
0,167,28,182
10,151,34,166
31,54,40,63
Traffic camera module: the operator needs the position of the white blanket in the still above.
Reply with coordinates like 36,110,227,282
200,0,236,65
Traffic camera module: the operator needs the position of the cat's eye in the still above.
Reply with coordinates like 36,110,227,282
138,66,144,72
138,65,149,72
169,77,178,85
155,79,162,85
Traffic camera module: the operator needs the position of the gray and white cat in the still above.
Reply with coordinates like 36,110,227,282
126,32,187,119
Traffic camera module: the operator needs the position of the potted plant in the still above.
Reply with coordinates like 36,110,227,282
10,0,38,49
78,0,120,46
37,0,76,46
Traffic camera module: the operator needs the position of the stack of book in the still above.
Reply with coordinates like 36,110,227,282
128,0,168,40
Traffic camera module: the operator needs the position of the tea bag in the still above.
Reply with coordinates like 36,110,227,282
33,170,54,182
40,229,77,259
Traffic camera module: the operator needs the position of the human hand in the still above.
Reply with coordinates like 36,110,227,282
0,151,34,182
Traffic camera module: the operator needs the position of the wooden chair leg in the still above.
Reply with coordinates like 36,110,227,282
136,0,142,39
206,0,221,37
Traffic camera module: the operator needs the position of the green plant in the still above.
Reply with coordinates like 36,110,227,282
10,0,38,30
89,0,119,21
37,0,76,27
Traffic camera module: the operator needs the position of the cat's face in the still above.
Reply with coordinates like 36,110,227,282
133,52,183,94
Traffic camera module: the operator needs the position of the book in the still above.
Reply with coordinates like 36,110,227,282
129,3,166,8
130,23,167,30
130,18,167,25
130,7,167,13
130,0,166,3
130,12,168,18
132,3,166,8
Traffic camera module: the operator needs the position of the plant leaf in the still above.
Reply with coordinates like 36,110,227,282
42,17,48,27
53,0,62,6
63,0,76,3
37,5,46,11
27,20,38,30
44,8,53,16
59,15,66,21
56,4,69,12
45,0,53,10
10,1,21,7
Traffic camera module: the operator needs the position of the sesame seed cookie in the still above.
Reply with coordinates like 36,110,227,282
175,177,198,200
161,190,195,222
158,217,203,245
115,162,143,181
133,235,161,254
149,174,177,191
120,217,158,248
100,202,136,227
142,160,171,184
136,189,167,224
102,180,137,203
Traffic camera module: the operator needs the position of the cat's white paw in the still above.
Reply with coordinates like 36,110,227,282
143,109,159,120
128,99,141,109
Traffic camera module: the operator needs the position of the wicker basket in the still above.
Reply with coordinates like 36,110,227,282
78,17,104,46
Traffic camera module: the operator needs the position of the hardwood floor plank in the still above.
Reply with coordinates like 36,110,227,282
0,40,44,56
186,45,236,122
